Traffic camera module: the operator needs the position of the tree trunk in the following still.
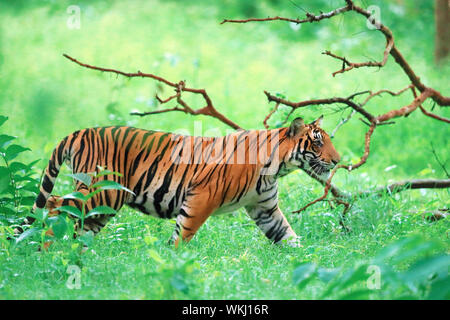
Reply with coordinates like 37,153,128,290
435,0,450,63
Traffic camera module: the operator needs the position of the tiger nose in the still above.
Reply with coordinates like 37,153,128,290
331,154,341,165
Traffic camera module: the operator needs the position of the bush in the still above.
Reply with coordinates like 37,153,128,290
0,115,40,228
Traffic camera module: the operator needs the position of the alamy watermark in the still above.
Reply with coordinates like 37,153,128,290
366,265,381,290
366,5,381,30
67,5,81,30
167,121,281,175
66,265,81,289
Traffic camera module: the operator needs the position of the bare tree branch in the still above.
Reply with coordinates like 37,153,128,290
419,105,450,123
62,54,242,130
221,0,450,107
263,90,375,123
221,4,351,25
360,179,450,197
322,43,393,77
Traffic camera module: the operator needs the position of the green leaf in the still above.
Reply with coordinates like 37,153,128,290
4,144,31,161
8,161,38,174
94,167,123,178
317,267,340,283
66,173,92,187
0,134,16,150
320,264,368,299
0,116,8,127
20,196,37,206
427,276,450,300
47,215,68,239
91,180,135,195
86,206,116,218
403,254,450,284
0,166,11,193
62,192,87,202
13,174,37,183
15,227,40,244
391,240,441,265
57,205,82,219
22,181,39,193
0,206,16,215
78,231,94,247
8,162,28,173
339,289,372,300
170,273,189,294
30,208,48,223
374,235,422,264
292,262,317,289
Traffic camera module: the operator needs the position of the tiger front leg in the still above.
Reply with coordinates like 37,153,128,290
245,202,301,248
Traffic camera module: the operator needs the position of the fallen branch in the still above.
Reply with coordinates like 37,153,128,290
421,210,447,222
360,179,450,197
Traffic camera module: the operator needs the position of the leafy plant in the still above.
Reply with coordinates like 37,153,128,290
0,115,40,233
16,167,134,259
292,235,450,299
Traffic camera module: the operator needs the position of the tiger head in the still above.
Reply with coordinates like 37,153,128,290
283,116,340,180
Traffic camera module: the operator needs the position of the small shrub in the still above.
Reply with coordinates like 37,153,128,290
0,115,40,237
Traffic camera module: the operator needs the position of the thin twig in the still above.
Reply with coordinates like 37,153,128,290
430,142,450,178
220,4,351,25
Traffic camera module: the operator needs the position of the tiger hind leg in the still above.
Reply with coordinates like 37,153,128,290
169,200,216,247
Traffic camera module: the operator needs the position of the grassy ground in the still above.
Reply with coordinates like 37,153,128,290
0,0,449,299
1,190,448,299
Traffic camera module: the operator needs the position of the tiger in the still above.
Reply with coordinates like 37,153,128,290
20,116,340,247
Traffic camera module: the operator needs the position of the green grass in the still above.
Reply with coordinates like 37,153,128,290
0,0,449,299
1,191,448,299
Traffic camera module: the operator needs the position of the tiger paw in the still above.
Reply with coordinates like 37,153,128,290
279,236,303,248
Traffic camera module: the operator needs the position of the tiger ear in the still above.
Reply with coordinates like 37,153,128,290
310,115,324,127
288,117,305,137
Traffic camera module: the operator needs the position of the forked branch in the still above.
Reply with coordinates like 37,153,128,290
62,54,242,130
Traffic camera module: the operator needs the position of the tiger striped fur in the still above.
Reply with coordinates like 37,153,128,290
24,116,340,247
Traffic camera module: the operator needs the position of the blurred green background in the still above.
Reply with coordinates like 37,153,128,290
0,0,448,188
